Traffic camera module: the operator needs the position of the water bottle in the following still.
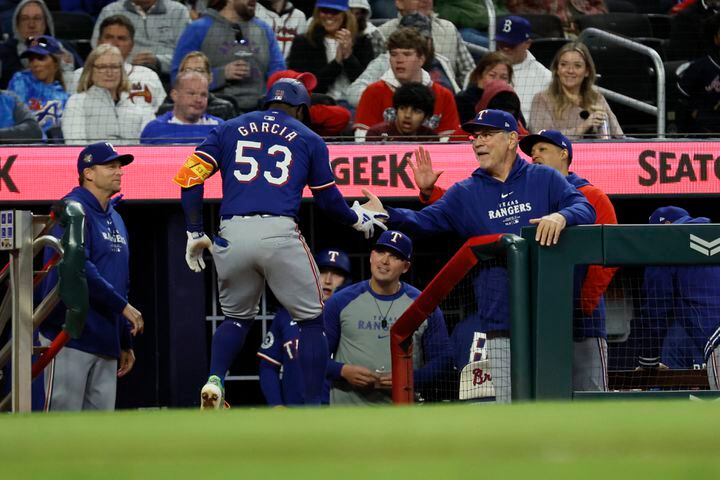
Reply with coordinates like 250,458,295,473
591,106,610,140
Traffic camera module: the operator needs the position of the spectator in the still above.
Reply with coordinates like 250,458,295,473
476,79,529,136
8,35,69,135
287,0,374,102
266,68,352,136
377,0,474,88
140,71,223,144
529,42,623,139
519,129,617,391
325,230,454,405
92,0,190,76
638,206,720,391
668,0,719,61
62,44,155,145
0,0,84,89
455,51,513,124
171,0,285,112
157,51,236,120
345,12,459,106
349,0,384,58
255,0,308,59
257,249,352,406
366,81,438,141
354,27,460,141
39,142,144,411
68,15,167,112
676,13,720,136
493,15,551,121
0,89,43,143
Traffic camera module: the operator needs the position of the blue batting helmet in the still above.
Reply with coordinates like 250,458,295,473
263,78,311,123
315,249,351,277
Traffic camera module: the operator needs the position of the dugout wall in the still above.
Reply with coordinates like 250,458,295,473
524,224,720,400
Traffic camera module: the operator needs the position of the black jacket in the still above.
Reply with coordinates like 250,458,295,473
287,30,374,94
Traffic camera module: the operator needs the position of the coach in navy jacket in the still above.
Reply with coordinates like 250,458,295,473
40,142,144,411
362,109,595,401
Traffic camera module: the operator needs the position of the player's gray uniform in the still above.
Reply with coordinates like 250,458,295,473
212,215,323,321
573,338,608,391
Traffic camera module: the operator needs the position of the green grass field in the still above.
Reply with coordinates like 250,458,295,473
1,401,719,479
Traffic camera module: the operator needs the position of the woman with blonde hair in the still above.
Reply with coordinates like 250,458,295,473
287,0,374,101
529,42,622,139
62,44,155,145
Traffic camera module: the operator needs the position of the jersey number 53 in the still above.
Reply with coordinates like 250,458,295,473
234,140,293,186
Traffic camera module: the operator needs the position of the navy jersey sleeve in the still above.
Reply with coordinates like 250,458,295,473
323,294,345,380
387,184,461,236
194,125,224,172
548,170,596,226
414,307,454,389
306,135,336,190
638,266,676,366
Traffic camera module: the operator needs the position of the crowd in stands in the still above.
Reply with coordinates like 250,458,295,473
0,0,718,144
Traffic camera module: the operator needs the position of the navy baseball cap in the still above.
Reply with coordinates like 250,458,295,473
519,129,573,162
316,0,349,11
77,142,134,174
496,16,531,46
374,230,413,261
315,249,351,277
649,206,693,225
21,35,62,58
462,109,518,134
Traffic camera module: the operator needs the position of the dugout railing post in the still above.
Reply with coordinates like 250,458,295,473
390,234,532,404
522,224,720,400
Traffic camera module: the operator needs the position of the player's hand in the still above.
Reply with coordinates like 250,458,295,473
375,372,392,390
341,364,380,388
117,349,136,377
122,303,144,335
410,146,443,199
186,231,212,272
351,189,388,239
224,60,250,80
529,212,567,246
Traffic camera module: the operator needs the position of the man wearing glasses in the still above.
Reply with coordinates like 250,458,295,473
360,109,596,402
171,0,285,112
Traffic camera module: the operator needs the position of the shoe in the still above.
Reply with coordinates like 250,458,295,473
200,375,224,410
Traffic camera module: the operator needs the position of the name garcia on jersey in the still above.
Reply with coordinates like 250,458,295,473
237,116,298,142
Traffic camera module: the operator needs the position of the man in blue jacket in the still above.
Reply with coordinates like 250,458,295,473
638,206,720,390
361,109,596,402
40,142,144,411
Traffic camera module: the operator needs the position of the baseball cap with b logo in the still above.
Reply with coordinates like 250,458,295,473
462,109,518,134
496,16,531,46
77,142,134,174
374,230,413,261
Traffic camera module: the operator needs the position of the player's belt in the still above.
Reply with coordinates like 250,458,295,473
486,330,510,339
221,214,276,220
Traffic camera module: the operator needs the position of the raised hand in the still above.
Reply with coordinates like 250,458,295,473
351,189,388,239
410,146,444,199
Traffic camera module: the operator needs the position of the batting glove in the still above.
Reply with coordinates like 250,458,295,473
351,201,389,239
185,231,212,272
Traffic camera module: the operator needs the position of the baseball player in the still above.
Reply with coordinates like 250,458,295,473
360,109,596,402
638,206,720,390
257,249,352,406
324,231,454,405
173,78,387,409
519,130,618,391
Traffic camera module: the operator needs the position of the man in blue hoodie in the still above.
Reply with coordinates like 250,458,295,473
638,206,720,390
362,109,596,402
40,142,144,411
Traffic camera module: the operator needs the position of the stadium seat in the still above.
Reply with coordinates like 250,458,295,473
529,37,570,68
646,13,672,40
51,11,94,41
519,14,565,39
575,13,653,38
605,0,637,12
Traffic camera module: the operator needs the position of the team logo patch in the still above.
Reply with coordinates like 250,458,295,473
261,332,275,349
83,153,93,164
